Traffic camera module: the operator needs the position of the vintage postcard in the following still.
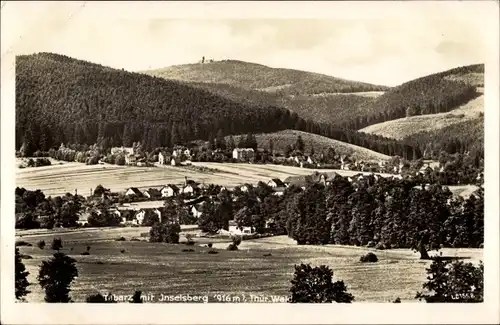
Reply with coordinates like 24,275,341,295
1,1,499,324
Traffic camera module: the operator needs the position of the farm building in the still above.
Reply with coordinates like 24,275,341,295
228,220,254,235
125,154,139,165
238,184,252,192
272,187,286,196
181,177,200,196
232,148,255,160
171,157,181,166
125,187,142,197
190,202,205,218
283,175,310,189
158,151,171,165
267,178,285,188
182,183,199,196
143,188,162,199
111,147,134,156
161,185,180,198
134,208,162,225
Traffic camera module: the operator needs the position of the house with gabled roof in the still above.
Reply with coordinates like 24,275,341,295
171,157,181,166
283,175,310,189
161,184,180,198
233,148,255,161
143,188,162,199
181,179,200,196
158,151,170,165
125,187,142,197
267,178,285,188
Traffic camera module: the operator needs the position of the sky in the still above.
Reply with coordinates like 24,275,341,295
2,1,495,86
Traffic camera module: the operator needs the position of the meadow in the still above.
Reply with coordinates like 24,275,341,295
16,227,483,303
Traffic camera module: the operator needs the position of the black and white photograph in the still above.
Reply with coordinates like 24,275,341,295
1,1,499,324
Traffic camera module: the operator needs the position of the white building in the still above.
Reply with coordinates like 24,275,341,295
232,148,255,160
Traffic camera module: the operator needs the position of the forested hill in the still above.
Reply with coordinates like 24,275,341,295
16,53,422,160
16,53,303,151
350,64,484,130
142,59,390,95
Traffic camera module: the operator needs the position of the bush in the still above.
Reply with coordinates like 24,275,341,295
207,243,213,248
115,237,126,241
375,243,386,250
131,290,143,303
149,222,181,244
86,293,107,303
120,249,126,253
289,263,354,303
208,250,219,254
184,233,195,245
86,293,116,303
393,297,401,303
231,235,242,246
81,252,90,256
226,243,239,251
360,253,378,263
37,240,45,249
130,237,140,241
182,248,195,252
366,241,376,248
51,238,63,251
15,241,32,247
416,258,483,302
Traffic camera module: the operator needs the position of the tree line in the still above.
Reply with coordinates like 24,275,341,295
147,176,483,259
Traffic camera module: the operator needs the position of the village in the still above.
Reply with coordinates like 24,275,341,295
75,170,355,235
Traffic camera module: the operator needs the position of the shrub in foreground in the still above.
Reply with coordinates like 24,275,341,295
289,263,354,303
15,248,30,300
38,252,78,302
416,257,483,302
131,290,143,303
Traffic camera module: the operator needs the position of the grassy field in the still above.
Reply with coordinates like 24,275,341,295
360,93,484,140
15,228,482,303
16,160,393,197
226,130,391,161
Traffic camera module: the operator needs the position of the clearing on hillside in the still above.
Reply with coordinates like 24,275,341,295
226,130,391,161
359,93,484,140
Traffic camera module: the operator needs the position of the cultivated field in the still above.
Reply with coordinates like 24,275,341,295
16,160,393,197
360,93,484,140
16,228,483,303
